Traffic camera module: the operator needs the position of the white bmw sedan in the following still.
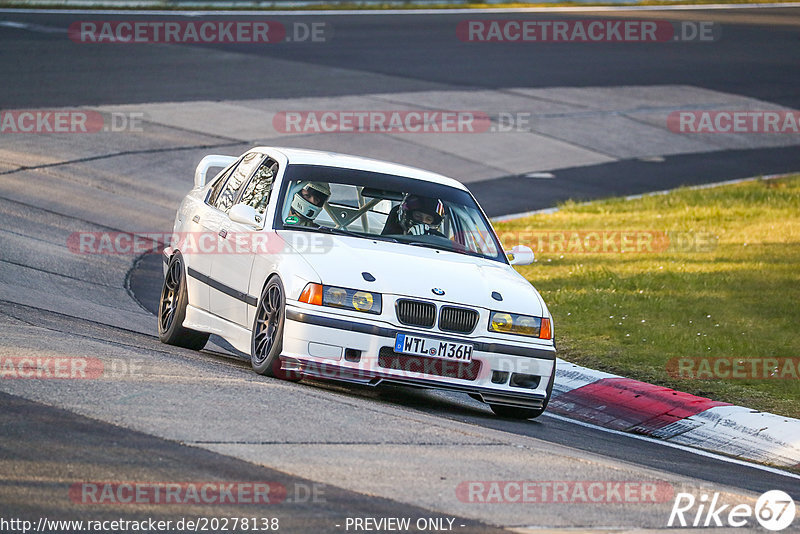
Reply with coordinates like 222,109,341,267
159,147,556,419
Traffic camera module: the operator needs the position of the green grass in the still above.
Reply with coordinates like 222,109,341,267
497,176,800,418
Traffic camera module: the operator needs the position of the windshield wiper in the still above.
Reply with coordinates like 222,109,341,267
369,234,400,244
312,225,354,236
406,241,486,259
406,241,459,253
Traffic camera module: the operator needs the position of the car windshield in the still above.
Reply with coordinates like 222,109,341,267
275,164,505,263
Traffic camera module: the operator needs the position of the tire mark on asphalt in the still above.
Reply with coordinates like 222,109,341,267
0,142,243,176
1,258,119,289
0,192,155,233
0,299,237,363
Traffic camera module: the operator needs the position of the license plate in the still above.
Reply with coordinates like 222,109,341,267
394,333,473,362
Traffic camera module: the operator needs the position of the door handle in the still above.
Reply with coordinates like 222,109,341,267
219,229,227,239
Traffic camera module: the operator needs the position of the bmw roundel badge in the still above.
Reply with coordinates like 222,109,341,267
432,288,445,295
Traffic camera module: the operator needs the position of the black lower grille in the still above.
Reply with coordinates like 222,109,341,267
439,306,478,333
378,347,481,381
396,299,436,328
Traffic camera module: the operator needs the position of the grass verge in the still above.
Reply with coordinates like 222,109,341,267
497,175,800,418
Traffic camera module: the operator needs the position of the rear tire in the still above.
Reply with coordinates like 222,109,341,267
158,253,210,350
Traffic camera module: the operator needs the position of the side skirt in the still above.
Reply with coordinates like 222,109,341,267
184,305,252,354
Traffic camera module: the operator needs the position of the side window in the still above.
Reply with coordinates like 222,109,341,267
213,152,264,213
206,160,240,207
239,159,278,217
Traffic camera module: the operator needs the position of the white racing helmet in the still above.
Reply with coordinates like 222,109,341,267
290,181,331,220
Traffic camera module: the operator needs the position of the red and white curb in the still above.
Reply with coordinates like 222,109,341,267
549,359,800,470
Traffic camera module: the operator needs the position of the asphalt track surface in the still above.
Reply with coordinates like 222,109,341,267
1,7,800,533
2,10,800,108
0,390,503,533
2,9,800,214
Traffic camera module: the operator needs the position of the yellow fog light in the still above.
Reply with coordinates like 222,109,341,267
490,312,513,333
320,285,382,315
352,291,374,312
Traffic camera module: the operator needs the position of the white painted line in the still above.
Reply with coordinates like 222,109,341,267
543,412,800,480
491,171,798,223
3,3,800,16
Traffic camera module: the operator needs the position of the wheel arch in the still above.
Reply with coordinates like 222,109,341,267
259,272,284,299
251,246,321,303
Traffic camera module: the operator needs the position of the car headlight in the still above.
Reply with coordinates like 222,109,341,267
489,311,552,339
299,283,382,315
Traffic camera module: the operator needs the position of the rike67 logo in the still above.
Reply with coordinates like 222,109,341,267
668,490,795,531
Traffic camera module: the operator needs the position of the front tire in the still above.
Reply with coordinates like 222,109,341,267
158,253,209,350
251,276,300,380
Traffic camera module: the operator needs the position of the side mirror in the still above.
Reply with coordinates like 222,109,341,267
194,155,237,188
229,203,262,227
506,245,534,266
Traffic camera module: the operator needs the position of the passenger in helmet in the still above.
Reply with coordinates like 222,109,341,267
382,194,446,237
288,182,331,227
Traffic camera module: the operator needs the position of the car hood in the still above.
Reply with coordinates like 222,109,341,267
277,231,545,316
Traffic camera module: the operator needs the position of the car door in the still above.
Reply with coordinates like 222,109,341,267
208,154,279,327
182,158,240,312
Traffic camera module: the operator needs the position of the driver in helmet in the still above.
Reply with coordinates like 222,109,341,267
288,181,331,227
382,194,446,237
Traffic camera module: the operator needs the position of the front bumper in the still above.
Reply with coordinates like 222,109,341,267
281,303,556,408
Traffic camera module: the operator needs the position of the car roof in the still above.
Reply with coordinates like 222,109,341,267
253,147,469,191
